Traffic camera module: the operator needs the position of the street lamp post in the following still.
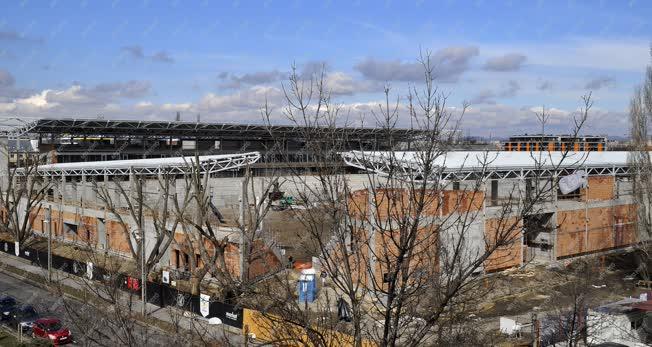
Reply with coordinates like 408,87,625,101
44,207,52,282
132,227,146,316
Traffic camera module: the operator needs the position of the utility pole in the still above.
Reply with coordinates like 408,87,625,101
129,168,146,316
141,223,146,316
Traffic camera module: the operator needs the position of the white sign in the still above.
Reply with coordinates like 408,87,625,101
4,243,7,252
200,293,210,317
162,271,170,284
86,262,93,280
14,242,19,256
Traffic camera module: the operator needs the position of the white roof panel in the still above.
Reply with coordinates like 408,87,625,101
341,151,636,181
37,153,258,171
20,152,261,177
343,151,630,171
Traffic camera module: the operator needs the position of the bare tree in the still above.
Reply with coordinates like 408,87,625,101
0,149,50,248
629,46,652,282
53,247,156,347
246,52,591,347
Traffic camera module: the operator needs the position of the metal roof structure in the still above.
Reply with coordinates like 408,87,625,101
341,151,636,181
16,152,261,177
4,117,423,141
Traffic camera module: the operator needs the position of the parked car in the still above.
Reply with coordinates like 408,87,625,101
31,318,72,345
0,295,17,321
8,305,39,332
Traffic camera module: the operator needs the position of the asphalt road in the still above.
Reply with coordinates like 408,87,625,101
0,270,173,346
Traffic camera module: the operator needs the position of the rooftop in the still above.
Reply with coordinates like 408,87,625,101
3,117,423,141
16,152,261,177
341,150,637,181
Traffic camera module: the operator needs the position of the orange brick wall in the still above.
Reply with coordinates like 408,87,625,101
441,190,484,215
368,224,439,287
29,208,96,246
581,176,614,201
170,231,278,279
348,190,369,220
614,204,637,246
556,204,637,258
247,240,282,279
29,209,45,233
586,208,613,252
484,217,522,272
106,220,131,254
349,188,483,222
556,209,586,257
79,216,98,246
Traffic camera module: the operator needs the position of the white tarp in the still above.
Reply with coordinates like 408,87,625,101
559,170,588,194
499,317,520,335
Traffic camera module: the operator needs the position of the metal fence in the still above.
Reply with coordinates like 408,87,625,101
0,241,243,329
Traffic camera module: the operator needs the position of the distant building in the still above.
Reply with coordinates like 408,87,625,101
503,134,608,152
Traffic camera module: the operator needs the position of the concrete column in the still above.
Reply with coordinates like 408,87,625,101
0,136,8,189
552,172,559,261
584,167,589,252
367,185,377,286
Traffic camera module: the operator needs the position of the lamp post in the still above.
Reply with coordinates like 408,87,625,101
44,207,52,282
132,227,146,316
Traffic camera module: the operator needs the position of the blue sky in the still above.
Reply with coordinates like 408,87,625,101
0,0,650,137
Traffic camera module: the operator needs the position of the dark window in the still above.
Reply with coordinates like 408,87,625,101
557,186,582,201
525,178,534,200
64,222,78,234
491,180,499,206
174,250,180,269
183,253,190,268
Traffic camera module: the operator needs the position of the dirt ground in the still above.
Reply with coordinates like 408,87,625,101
477,251,650,319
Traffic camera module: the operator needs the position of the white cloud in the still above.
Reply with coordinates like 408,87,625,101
324,71,381,96
482,37,649,72
135,101,153,108
15,90,59,109
528,106,570,117
161,103,193,111
199,85,283,113
0,102,16,113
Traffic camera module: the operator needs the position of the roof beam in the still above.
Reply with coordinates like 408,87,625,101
15,152,261,177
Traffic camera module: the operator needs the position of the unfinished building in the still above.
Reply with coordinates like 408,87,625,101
12,152,284,282
341,150,644,286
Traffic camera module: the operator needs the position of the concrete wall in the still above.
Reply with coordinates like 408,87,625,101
51,173,372,218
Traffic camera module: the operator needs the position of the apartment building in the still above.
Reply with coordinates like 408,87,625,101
503,134,608,152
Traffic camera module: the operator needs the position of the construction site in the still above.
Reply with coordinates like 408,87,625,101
0,118,651,345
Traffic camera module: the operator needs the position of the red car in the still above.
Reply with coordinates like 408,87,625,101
31,318,73,345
